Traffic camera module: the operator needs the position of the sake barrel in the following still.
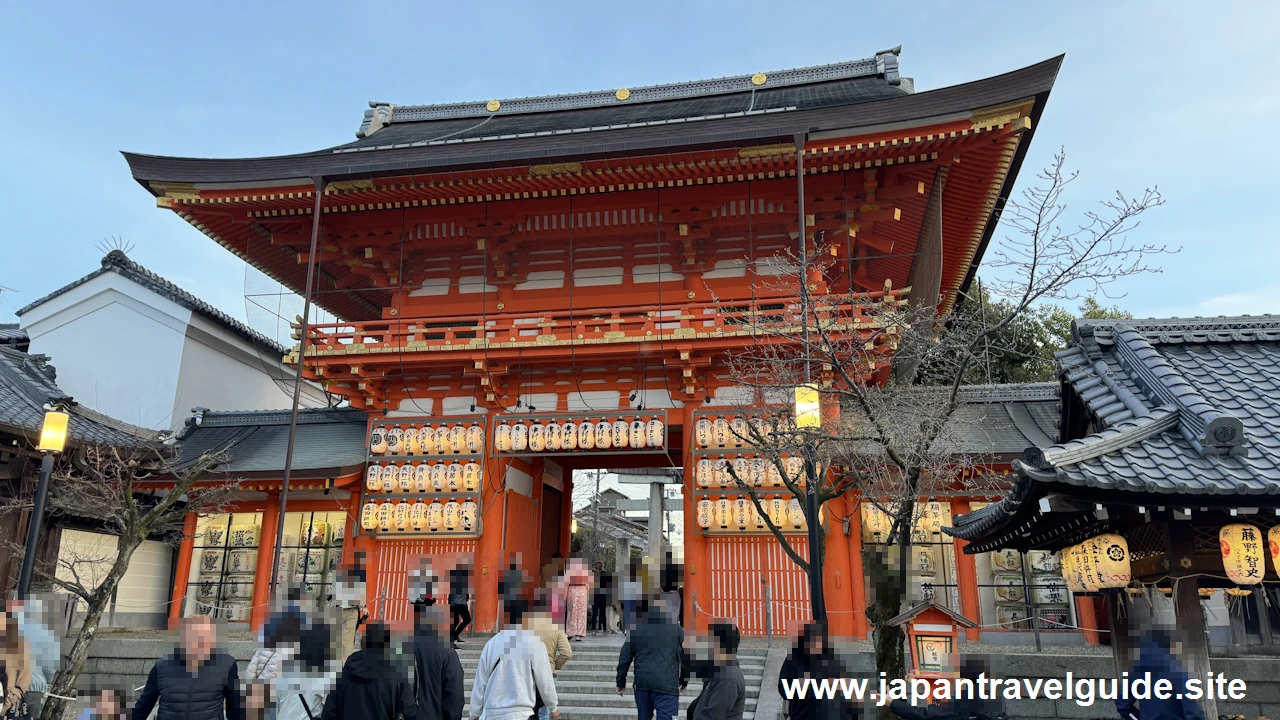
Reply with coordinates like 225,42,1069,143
914,545,939,576
1028,550,1062,575
1032,579,1070,606
994,573,1026,602
991,548,1022,573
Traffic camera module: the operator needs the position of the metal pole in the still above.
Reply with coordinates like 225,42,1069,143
804,440,825,621
1020,559,1041,651
270,176,325,596
593,470,603,568
765,582,773,648
17,453,55,599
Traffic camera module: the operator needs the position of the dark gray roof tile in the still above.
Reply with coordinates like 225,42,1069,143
170,406,368,476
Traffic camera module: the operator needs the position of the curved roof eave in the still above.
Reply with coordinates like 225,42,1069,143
122,55,1063,191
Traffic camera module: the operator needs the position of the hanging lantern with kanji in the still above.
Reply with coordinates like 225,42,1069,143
1221,524,1265,586
861,503,893,543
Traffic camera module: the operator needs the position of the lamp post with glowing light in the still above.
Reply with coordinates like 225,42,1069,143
18,408,69,599
794,384,826,622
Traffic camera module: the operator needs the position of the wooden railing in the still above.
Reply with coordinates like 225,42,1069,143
287,291,907,363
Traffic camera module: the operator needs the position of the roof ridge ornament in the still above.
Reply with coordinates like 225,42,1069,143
1110,323,1248,457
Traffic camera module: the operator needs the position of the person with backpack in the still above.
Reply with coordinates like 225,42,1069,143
275,622,336,720
616,595,687,720
321,623,416,720
414,604,465,720
469,598,559,720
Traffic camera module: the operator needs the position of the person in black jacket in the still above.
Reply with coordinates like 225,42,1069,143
132,615,243,720
684,622,745,720
321,622,417,720
617,597,688,720
448,562,472,648
414,605,465,720
778,624,855,720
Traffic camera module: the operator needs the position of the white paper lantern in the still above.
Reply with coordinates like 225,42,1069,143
434,426,450,455
450,425,466,454
595,421,614,449
749,417,768,443
546,423,563,451
410,502,427,529
419,427,436,455
510,423,529,452
783,457,803,483
750,458,766,488
696,459,714,488
734,498,751,529
427,503,443,529
466,424,485,453
414,464,430,492
612,420,629,448
387,426,404,455
712,418,731,448
1222,524,1264,586
697,499,713,529
370,427,388,455
365,465,383,493
378,502,394,531
753,501,766,529
495,422,512,452
729,418,749,446
461,501,478,531
463,462,481,491
430,463,446,491
788,498,806,529
695,418,713,448
765,461,781,487
528,423,547,452
769,498,788,528
714,458,732,488
715,498,732,528
361,502,379,530
731,458,750,488
443,501,461,530
446,463,462,491
630,420,647,449
562,422,578,450
397,464,414,492
577,422,595,450
647,418,664,447
403,428,421,455
394,502,410,530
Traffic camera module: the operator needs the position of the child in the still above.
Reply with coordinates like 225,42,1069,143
76,688,125,720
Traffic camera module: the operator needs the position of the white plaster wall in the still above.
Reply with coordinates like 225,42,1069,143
21,274,188,430
173,314,327,426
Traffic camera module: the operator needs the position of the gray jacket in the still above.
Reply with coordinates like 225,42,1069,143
688,662,745,720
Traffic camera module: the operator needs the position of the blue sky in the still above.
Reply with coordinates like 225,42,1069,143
2,1,1277,331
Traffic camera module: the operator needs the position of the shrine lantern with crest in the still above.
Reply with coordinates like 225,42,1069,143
1222,524,1266,586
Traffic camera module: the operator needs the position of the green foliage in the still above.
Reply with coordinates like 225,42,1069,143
950,286,1133,384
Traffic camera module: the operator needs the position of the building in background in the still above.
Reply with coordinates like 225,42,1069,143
16,250,326,431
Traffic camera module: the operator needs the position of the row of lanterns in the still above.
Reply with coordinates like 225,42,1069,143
370,423,485,456
860,501,950,543
696,496,816,532
360,500,478,533
494,418,664,453
695,456,809,489
365,462,481,494
694,416,772,449
1061,534,1132,592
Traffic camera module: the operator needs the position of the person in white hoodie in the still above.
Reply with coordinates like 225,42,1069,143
469,598,559,720
276,623,338,720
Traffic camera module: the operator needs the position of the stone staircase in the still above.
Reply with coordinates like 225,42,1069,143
457,634,766,720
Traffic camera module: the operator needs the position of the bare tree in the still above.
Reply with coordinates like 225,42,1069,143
2,444,240,720
711,150,1168,683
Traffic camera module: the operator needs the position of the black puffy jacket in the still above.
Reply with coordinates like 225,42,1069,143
617,613,687,696
131,651,242,720
414,629,464,720
321,648,417,720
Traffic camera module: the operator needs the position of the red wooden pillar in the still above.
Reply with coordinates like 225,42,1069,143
169,513,198,629
845,496,868,639
474,456,507,633
1075,595,1101,644
951,499,981,641
681,405,709,634
821,495,855,638
250,495,281,630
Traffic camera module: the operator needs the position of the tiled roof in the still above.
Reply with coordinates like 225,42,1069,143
0,324,27,350
0,346,158,448
15,251,288,357
169,406,368,476
948,315,1280,544
343,51,909,150
948,383,1060,455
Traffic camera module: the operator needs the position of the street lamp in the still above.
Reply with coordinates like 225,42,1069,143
18,408,69,599
794,385,827,622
